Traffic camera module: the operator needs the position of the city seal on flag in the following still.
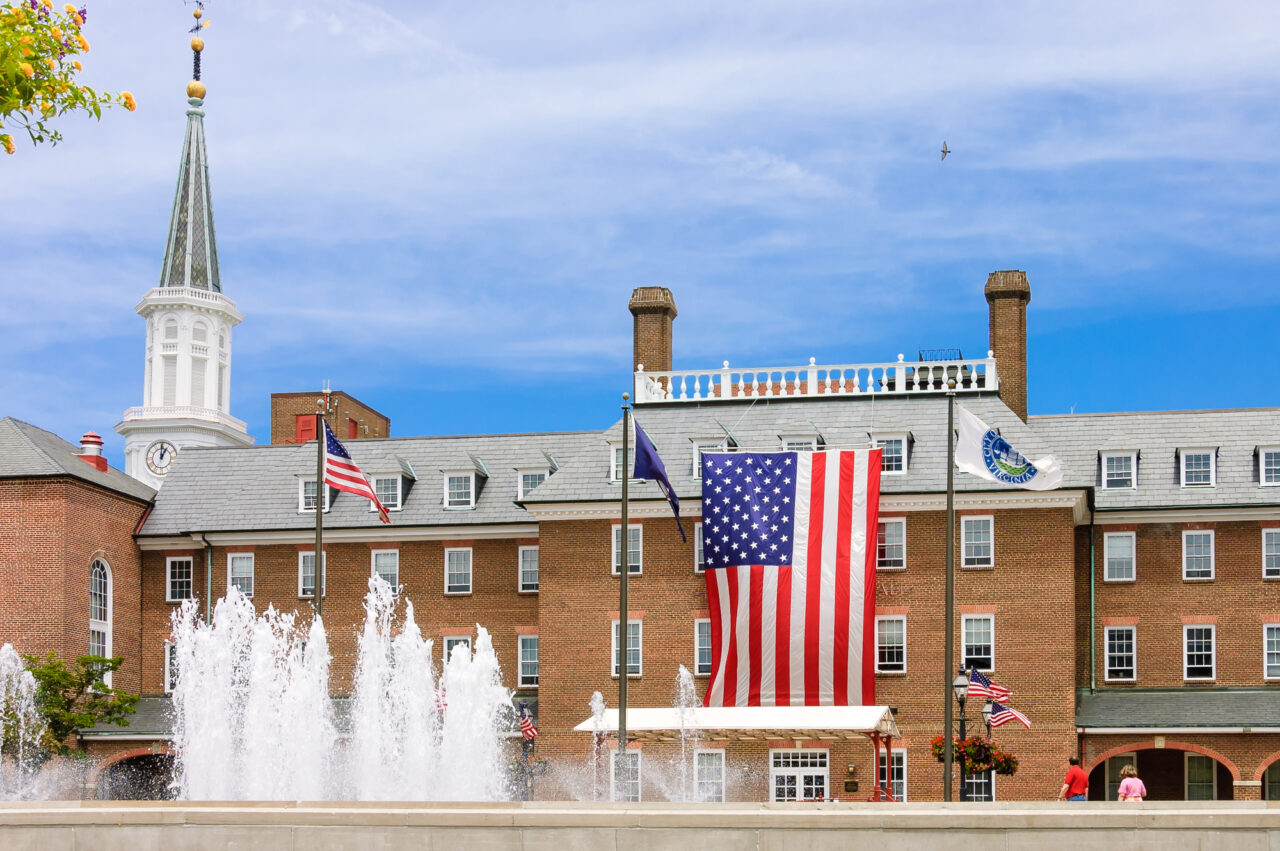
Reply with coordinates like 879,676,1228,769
980,428,1038,485
955,404,1063,491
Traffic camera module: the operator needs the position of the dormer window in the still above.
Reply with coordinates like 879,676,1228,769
372,476,402,511
781,435,818,451
518,470,548,499
610,444,636,482
1101,451,1138,490
1261,446,1280,487
874,434,909,474
445,472,476,509
692,439,727,478
298,479,330,512
1180,449,1216,488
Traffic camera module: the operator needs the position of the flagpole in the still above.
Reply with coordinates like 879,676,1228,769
314,410,324,620
617,392,631,797
943,379,956,801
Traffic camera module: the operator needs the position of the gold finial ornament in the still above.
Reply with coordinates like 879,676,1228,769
190,36,204,52
187,80,206,99
193,8,202,18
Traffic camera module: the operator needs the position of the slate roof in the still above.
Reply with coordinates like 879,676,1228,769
1033,408,1280,510
82,696,173,736
138,430,601,536
1076,689,1280,728
0,417,155,503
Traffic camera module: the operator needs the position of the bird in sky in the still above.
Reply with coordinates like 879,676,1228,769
941,141,951,160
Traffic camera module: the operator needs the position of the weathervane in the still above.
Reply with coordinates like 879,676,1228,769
186,1,211,100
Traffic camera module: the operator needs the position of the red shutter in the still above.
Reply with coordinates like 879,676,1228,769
296,415,316,442
348,418,358,439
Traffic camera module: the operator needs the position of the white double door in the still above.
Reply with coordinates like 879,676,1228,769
771,749,829,802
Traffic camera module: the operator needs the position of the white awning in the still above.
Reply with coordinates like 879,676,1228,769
573,705,899,743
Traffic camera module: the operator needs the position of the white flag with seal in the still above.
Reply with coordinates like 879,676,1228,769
955,405,1062,491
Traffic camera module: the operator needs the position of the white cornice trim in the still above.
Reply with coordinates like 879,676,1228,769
1096,507,1280,525
1076,727,1280,735
523,490,1091,523
137,524,539,550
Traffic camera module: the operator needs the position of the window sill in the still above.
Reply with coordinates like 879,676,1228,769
444,505,476,511
1183,678,1217,683
1182,577,1215,583
611,571,644,577
961,564,995,571
1101,486,1137,491
518,589,539,595
878,565,906,572
875,670,908,677
518,683,539,690
611,674,643,679
445,591,473,597
1265,576,1280,581
1103,678,1137,684
1103,578,1136,584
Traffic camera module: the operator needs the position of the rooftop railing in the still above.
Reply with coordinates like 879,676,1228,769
634,353,998,405
121,405,248,431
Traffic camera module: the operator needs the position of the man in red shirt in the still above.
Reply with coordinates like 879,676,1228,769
1057,756,1089,801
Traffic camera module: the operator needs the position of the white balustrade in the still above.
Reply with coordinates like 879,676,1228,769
634,353,998,404
122,405,248,431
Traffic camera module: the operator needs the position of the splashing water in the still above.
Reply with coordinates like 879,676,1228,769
0,643,45,800
169,578,514,801
589,691,607,801
674,664,700,801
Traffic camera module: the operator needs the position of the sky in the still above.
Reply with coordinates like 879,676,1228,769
4,0,1279,461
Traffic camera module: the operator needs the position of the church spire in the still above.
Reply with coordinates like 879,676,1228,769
159,3,219,292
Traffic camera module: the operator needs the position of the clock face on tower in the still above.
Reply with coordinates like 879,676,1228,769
146,440,178,476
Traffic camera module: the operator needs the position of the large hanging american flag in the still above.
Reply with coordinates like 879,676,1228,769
701,449,881,707
323,420,390,523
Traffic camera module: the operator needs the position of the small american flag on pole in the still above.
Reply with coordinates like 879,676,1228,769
967,668,1011,702
323,421,389,523
519,704,538,740
989,700,1031,729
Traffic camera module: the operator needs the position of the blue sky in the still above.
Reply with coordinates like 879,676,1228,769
4,1,1279,460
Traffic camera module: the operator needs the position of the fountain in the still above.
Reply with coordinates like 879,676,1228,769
0,643,44,801
169,577,514,801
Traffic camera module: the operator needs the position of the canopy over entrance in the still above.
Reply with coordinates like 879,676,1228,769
573,705,900,742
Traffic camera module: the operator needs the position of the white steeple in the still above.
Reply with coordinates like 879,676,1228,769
115,8,252,490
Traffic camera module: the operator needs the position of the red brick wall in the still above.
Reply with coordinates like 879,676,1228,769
269,391,391,444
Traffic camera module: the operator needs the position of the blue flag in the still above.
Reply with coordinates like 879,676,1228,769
632,420,686,542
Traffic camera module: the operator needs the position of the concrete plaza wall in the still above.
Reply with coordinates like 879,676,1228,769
6,801,1280,850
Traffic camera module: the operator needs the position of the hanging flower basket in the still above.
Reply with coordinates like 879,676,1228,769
930,735,1019,776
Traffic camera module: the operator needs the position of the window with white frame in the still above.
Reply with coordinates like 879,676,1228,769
1265,530,1280,579
695,750,726,802
612,751,641,802
876,435,907,474
611,445,635,481
298,479,330,512
964,771,995,801
1105,626,1136,681
962,614,994,672
167,556,193,602
782,436,817,451
876,616,906,673
298,552,326,598
1184,625,1215,680
693,440,726,478
89,559,111,683
695,619,712,675
443,635,471,660
519,546,539,592
228,553,254,597
1105,754,1136,801
612,619,642,676
445,548,472,594
1182,530,1215,580
445,473,475,509
694,523,705,572
878,749,907,801
1104,532,1135,581
372,549,399,587
1180,449,1216,488
1266,625,1280,680
519,635,538,687
1102,452,1137,489
612,525,642,575
372,476,401,510
518,470,547,499
164,640,178,693
1186,753,1217,800
1263,448,1280,487
962,516,994,567
878,519,906,569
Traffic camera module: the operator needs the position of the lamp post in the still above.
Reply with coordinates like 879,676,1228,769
981,700,993,739
952,668,970,801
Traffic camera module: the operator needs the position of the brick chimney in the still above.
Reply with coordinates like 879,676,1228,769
78,431,109,472
628,287,678,373
985,270,1032,421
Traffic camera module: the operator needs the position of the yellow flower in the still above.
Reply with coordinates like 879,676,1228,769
19,62,33,78
121,91,136,111
20,46,31,56
77,34,89,51
46,58,56,70
19,35,31,44
51,27,62,41
41,0,52,8
73,60,82,71
72,12,82,26
2,137,15,156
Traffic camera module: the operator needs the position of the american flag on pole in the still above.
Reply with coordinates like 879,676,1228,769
323,420,389,523
967,667,1011,702
988,700,1031,729
701,450,881,707
519,704,538,740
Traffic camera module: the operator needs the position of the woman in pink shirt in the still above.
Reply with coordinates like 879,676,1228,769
1117,764,1146,801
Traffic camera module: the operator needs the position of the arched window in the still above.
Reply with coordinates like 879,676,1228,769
90,559,112,686
164,319,178,340
192,323,208,344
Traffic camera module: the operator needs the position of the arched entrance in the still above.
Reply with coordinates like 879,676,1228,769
95,752,176,800
1087,744,1236,800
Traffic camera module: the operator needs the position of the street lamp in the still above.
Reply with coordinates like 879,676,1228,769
952,669,970,801
981,699,993,738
